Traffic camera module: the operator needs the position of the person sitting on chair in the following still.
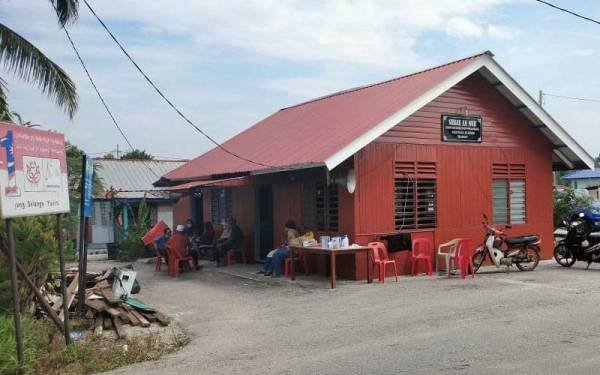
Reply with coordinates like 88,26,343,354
153,227,172,265
259,220,299,277
168,224,190,259
190,222,215,269
216,217,243,267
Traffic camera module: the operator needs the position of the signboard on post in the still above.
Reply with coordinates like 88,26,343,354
441,114,482,143
82,156,94,217
0,123,70,218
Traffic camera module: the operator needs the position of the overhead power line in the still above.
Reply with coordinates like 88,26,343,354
57,19,161,179
535,0,600,26
82,0,272,169
543,92,600,103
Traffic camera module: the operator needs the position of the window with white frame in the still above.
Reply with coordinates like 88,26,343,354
492,163,526,224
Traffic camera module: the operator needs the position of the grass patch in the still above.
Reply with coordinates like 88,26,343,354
0,314,189,375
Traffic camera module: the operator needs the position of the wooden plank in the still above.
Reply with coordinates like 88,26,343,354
103,316,112,330
153,311,170,326
140,311,157,323
130,310,150,327
100,288,121,305
111,316,126,339
105,307,121,318
94,314,104,337
122,305,141,326
85,298,109,313
117,307,130,323
59,273,79,321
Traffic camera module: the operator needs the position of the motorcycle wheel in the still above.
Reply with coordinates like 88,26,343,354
515,247,540,271
553,243,576,267
472,246,486,273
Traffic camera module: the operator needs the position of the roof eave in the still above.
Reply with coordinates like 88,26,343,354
324,54,594,171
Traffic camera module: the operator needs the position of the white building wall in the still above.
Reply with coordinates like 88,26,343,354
156,203,174,229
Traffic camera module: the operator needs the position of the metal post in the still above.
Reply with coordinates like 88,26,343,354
77,154,87,313
539,90,543,106
6,218,24,369
56,214,71,345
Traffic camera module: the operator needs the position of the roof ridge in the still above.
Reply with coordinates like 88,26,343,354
281,50,492,111
95,158,187,162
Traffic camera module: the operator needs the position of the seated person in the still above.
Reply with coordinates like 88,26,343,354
153,227,172,265
216,217,243,267
259,220,299,277
167,224,191,263
190,222,215,269
185,219,196,239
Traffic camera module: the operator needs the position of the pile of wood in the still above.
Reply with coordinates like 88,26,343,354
43,269,170,340
85,293,170,339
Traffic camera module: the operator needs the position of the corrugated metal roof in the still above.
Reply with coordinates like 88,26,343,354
562,169,600,180
163,177,249,191
95,159,186,198
164,52,485,182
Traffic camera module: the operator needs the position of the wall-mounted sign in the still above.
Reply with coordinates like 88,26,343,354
441,114,482,143
82,155,94,218
0,122,70,218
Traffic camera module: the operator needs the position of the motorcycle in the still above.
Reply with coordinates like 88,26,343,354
472,214,541,272
554,212,600,268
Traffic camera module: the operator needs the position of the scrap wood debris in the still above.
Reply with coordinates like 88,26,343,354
42,266,170,339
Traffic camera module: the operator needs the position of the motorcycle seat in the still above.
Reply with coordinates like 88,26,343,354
504,235,539,245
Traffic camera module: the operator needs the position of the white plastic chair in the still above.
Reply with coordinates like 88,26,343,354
436,238,462,276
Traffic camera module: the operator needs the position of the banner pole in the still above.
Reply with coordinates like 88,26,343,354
56,214,71,345
77,154,87,313
6,218,24,369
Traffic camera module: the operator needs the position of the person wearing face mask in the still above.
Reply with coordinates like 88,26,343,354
215,217,243,267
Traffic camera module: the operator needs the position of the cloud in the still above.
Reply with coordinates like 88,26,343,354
11,0,600,162
445,17,484,38
487,24,520,40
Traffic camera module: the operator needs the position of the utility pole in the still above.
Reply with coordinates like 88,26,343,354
539,90,543,106
116,144,120,159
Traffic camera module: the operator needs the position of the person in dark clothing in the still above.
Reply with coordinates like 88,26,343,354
153,227,172,265
216,217,243,267
190,222,215,268
185,219,195,239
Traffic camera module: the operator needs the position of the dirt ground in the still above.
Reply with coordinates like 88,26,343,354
97,258,600,375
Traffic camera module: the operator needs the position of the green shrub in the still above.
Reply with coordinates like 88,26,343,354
0,314,51,374
117,199,150,261
0,215,60,311
553,189,593,228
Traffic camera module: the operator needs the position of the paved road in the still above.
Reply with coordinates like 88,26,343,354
102,259,600,375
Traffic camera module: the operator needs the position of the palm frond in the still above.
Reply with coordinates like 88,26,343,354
0,24,78,118
49,0,79,27
0,78,13,122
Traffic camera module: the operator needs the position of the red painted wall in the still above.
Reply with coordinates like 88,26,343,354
353,72,554,278
172,194,191,229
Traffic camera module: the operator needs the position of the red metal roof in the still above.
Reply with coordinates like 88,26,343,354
164,52,489,182
162,177,249,191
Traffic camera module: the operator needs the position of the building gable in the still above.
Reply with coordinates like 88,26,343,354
378,72,553,152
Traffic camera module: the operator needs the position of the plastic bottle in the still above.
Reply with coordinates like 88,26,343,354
341,235,349,248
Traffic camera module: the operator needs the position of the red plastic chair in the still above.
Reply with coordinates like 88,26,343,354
284,253,309,277
452,239,476,279
168,246,193,277
226,248,247,266
411,238,433,276
155,255,163,272
368,242,398,283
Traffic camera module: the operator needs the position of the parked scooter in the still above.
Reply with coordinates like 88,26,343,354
472,214,541,272
554,212,600,268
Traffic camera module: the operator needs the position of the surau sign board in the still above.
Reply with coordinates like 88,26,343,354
441,114,482,143
0,123,70,218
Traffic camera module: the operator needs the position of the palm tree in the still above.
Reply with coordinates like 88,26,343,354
0,0,79,121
